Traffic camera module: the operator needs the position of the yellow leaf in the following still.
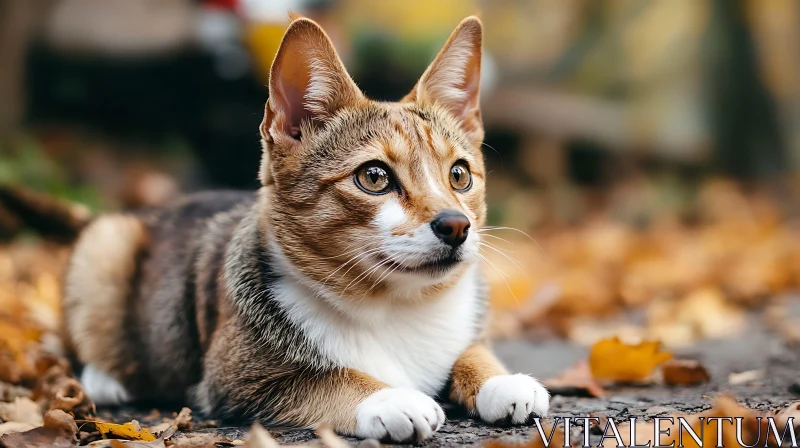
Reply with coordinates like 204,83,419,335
94,421,156,442
589,336,672,382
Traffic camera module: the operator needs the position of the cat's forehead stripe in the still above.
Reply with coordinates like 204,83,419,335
422,161,445,198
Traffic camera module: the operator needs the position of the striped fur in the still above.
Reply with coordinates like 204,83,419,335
62,16,549,442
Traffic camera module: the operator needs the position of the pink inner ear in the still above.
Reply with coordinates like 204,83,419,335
284,84,311,137
272,77,313,139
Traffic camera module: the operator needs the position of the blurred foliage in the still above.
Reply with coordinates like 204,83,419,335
0,136,102,211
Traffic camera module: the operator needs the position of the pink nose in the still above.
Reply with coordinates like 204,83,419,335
430,210,470,247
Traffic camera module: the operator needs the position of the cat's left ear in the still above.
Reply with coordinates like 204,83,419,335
259,18,364,185
261,18,364,146
405,17,484,145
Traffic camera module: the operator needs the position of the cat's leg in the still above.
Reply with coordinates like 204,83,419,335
64,214,147,405
79,364,132,405
450,344,549,425
194,322,445,443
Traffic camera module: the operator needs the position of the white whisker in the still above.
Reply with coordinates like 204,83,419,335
322,247,383,285
477,253,519,306
343,257,394,293
477,226,547,256
368,253,411,293
477,241,526,274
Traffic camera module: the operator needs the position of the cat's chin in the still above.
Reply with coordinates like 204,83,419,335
386,255,461,275
379,253,476,289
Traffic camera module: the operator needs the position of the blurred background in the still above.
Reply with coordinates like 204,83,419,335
2,0,800,354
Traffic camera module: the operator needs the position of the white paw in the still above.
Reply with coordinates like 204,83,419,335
355,388,445,443
80,365,131,406
476,374,549,425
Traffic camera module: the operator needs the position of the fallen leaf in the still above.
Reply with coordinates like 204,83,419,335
0,382,32,402
170,433,231,447
773,401,800,430
42,409,78,444
0,422,36,436
108,439,167,448
173,407,192,431
728,369,764,385
315,423,349,448
32,362,93,418
147,423,172,437
601,395,759,448
485,421,567,448
94,421,156,442
0,397,42,426
544,361,606,397
589,337,673,383
244,423,278,448
677,288,746,339
0,427,73,448
661,359,710,386
0,410,78,448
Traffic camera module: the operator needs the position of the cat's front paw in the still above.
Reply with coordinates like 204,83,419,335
355,388,445,443
476,374,550,425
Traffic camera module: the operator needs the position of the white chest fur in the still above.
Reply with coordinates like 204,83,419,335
271,266,482,396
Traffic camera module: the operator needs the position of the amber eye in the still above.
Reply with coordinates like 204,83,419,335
355,163,392,194
450,161,472,192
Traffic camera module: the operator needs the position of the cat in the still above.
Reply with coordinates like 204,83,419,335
62,16,550,443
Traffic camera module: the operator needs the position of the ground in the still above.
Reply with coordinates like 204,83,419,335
105,313,799,447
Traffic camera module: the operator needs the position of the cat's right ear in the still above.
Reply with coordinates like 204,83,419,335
260,18,364,150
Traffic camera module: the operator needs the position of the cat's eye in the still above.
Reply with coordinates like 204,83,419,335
355,162,393,194
450,161,472,192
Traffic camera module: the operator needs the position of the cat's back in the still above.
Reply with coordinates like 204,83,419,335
64,190,256,403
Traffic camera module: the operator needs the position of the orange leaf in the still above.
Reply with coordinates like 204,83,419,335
662,359,710,386
544,361,606,397
94,421,156,442
589,336,672,382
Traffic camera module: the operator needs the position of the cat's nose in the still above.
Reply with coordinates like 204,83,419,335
430,210,471,247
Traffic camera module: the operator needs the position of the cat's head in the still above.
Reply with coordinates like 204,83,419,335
260,16,486,302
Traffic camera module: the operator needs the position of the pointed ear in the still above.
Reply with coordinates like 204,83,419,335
260,18,364,146
405,17,484,144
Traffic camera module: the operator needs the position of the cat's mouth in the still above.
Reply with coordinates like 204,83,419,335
382,253,462,274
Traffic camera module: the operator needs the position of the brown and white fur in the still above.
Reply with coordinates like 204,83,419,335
62,16,549,442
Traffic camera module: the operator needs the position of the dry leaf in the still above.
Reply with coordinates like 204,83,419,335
0,382,32,403
0,397,42,426
94,421,156,442
42,409,78,444
170,433,231,447
32,362,93,418
173,408,192,431
484,422,567,448
773,401,800,430
589,337,673,382
315,423,349,448
677,288,746,339
108,439,167,448
728,369,764,385
244,423,279,448
0,422,36,436
601,395,760,448
0,410,78,448
0,427,73,448
147,423,172,437
661,359,710,386
544,361,606,397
